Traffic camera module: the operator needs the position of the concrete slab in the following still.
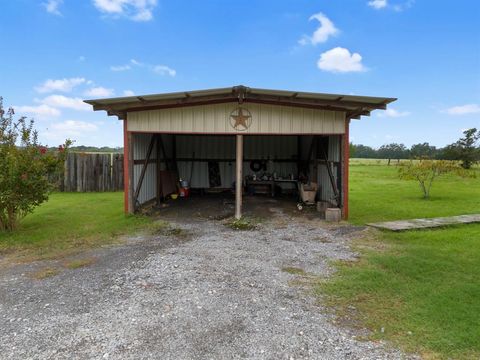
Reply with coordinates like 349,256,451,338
368,214,480,231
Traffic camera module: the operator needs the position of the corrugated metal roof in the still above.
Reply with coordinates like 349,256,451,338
85,85,396,120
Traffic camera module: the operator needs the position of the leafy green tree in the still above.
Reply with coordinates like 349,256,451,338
378,143,409,165
350,144,378,158
349,142,355,158
441,128,480,169
0,98,70,231
398,159,467,199
410,142,437,159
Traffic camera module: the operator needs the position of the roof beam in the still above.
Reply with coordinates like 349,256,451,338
85,86,396,120
245,93,387,110
347,109,371,119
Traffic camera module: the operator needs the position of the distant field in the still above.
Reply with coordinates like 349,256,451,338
350,157,480,168
320,162,480,359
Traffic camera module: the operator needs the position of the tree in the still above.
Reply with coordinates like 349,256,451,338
349,142,355,158
350,144,378,158
0,98,70,231
398,159,466,199
410,142,437,159
441,128,480,169
378,143,409,165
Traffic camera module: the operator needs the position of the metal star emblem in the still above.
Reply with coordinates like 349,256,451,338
230,107,252,131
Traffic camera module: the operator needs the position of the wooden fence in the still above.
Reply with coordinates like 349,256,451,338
63,153,124,192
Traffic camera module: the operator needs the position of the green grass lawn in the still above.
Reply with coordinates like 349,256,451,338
319,161,480,359
349,160,480,224
0,192,150,261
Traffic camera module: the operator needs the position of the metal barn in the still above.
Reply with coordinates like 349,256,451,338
85,86,395,219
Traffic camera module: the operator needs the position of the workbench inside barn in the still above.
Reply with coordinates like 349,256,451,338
245,178,298,197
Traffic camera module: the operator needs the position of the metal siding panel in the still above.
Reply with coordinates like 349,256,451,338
132,133,157,205
177,161,209,188
318,163,338,204
243,136,297,181
127,103,345,134
328,135,341,162
175,135,235,188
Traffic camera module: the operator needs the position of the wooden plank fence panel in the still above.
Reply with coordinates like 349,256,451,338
63,153,124,192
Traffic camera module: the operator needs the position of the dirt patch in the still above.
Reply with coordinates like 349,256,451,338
29,267,61,280
224,217,259,231
282,266,307,275
64,257,96,269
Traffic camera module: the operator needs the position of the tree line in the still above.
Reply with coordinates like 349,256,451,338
350,128,480,168
46,145,123,153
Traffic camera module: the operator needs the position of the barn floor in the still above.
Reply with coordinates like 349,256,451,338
147,193,320,222
0,207,415,359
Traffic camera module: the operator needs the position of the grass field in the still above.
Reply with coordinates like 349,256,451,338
319,160,480,359
0,192,150,261
349,158,480,223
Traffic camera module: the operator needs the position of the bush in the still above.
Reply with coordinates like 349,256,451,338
0,98,70,231
398,159,468,199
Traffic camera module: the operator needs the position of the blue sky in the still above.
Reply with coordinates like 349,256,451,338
1,0,479,148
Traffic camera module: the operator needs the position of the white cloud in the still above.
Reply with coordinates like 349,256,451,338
111,59,176,76
15,104,61,118
92,0,157,22
299,12,338,45
378,108,411,117
84,87,115,97
43,0,63,15
317,47,367,73
110,64,131,71
132,8,153,21
35,77,86,93
78,56,86,62
393,0,415,12
51,120,98,136
368,0,387,9
444,104,480,115
123,90,135,96
368,0,414,12
153,65,176,77
39,95,91,111
130,59,144,66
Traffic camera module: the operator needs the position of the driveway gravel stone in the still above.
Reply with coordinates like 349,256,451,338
0,211,415,359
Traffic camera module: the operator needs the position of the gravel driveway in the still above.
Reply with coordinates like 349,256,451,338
0,209,412,359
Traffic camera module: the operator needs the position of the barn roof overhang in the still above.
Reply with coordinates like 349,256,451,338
84,85,396,120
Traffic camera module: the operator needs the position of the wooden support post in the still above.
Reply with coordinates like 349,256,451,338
156,134,162,204
235,134,243,220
